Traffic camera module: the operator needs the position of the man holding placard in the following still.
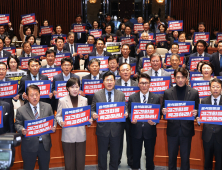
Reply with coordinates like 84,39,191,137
162,67,199,170
41,49,58,68
128,73,160,170
15,85,56,170
0,38,12,58
91,71,128,170
18,42,38,59
197,78,222,170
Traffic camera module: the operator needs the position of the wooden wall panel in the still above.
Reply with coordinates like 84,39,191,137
171,0,222,36
1,0,81,40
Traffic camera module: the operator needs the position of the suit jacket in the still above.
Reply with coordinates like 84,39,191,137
2,50,11,58
91,89,127,137
101,33,116,40
162,86,199,137
56,95,88,142
115,78,138,86
128,92,160,139
119,56,137,65
138,56,150,74
0,101,14,134
82,73,103,105
18,52,38,59
144,68,171,77
70,23,87,44
135,44,147,59
201,95,222,144
120,34,137,57
211,51,221,76
41,65,59,68
15,102,56,152
186,52,212,70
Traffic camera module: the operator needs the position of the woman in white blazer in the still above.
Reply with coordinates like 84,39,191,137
56,77,92,170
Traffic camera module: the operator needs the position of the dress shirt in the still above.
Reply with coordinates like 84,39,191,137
105,89,114,102
25,53,32,57
96,50,104,56
211,95,221,105
91,74,99,80
63,73,70,81
122,56,129,64
121,79,131,86
140,91,149,103
57,49,64,54
111,70,118,76
30,73,39,80
46,64,55,68
151,68,161,76
197,52,205,56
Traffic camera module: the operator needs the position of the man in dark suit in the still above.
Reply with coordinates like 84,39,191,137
18,42,38,59
119,44,137,65
187,40,212,71
101,24,116,40
86,38,112,69
55,36,80,70
52,57,80,111
82,58,103,105
0,23,14,40
91,71,128,170
137,22,153,40
15,85,56,170
18,58,53,104
128,73,160,170
135,32,149,60
211,40,222,76
162,67,199,170
0,62,15,134
115,63,138,167
104,14,115,33
106,55,119,76
70,14,87,44
196,78,222,170
0,38,11,58
41,49,59,68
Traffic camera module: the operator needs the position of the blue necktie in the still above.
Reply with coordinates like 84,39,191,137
214,99,217,105
93,76,97,80
125,82,127,86
71,45,74,55
143,95,146,103
199,55,202,57
155,71,158,76
220,55,222,68
108,92,111,102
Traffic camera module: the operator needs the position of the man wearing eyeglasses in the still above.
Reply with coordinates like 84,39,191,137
128,73,160,170
91,71,128,170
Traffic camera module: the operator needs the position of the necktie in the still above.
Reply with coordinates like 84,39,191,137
93,76,97,80
59,51,62,54
199,54,202,57
108,92,111,102
125,59,127,63
77,33,81,39
125,82,127,86
220,55,222,68
155,71,158,76
33,106,39,119
27,54,30,57
214,99,217,105
143,95,146,103
33,76,37,80
0,51,2,58
71,45,74,55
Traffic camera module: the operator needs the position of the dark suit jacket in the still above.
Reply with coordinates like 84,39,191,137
40,34,51,47
41,65,59,68
162,85,199,137
0,101,15,134
70,23,87,44
15,102,56,152
82,73,103,105
120,34,137,57
2,50,12,58
201,95,222,144
119,56,137,65
186,52,212,70
115,78,138,86
211,51,221,76
128,92,160,139
135,44,147,59
91,89,127,137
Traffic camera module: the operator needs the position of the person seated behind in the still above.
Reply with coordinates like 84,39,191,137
41,49,59,68
196,61,214,81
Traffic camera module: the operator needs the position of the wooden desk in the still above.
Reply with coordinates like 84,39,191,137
11,120,210,169
208,47,217,54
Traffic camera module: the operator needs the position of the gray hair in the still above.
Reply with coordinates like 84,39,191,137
89,58,100,66
170,53,180,61
150,52,161,61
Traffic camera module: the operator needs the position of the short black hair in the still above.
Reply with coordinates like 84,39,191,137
122,43,131,50
66,77,80,90
198,22,205,27
55,24,62,29
108,55,119,63
209,78,222,87
28,58,41,66
24,26,32,35
0,38,3,43
92,20,99,26
146,42,155,50
55,36,64,43
45,49,56,57
26,85,40,96
158,24,167,32
125,25,131,30
22,41,31,48
96,38,105,45
67,32,75,37
218,40,222,45
42,19,49,25
7,55,19,69
179,32,186,36
174,67,188,78
25,35,36,44
0,62,7,69
196,40,206,47
138,73,151,83
171,42,179,49
105,35,114,42
102,71,115,81
75,14,83,19
61,57,73,65
200,61,214,74
105,24,112,30
3,35,11,43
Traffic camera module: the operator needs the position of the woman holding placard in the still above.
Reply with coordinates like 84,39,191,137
197,61,214,81
56,77,92,170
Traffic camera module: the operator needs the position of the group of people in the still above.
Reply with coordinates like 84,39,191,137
0,13,221,170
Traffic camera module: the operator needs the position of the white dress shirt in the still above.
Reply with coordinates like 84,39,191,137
140,91,149,103
151,68,161,76
211,95,221,105
121,79,131,86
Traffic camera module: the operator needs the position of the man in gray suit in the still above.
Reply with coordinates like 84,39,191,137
119,44,137,65
115,63,138,167
91,71,128,170
15,85,56,170
41,49,59,68
144,53,171,77
18,42,38,59
0,38,11,58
